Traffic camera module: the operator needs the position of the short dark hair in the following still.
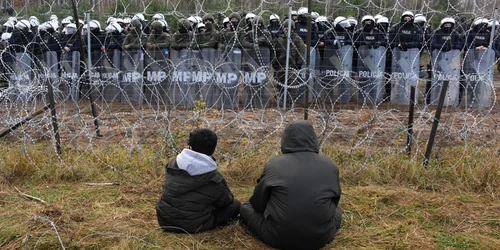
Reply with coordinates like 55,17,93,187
188,128,217,156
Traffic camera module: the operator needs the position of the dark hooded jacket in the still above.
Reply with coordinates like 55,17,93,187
156,149,234,233
246,120,342,250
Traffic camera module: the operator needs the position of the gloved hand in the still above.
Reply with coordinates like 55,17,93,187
333,39,343,49
296,57,304,67
398,43,408,52
441,42,452,52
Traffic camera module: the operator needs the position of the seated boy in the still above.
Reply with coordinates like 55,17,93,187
156,128,240,233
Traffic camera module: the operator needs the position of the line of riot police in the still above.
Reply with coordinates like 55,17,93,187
0,10,497,108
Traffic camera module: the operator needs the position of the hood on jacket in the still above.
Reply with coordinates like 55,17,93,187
130,19,142,29
282,19,295,31
151,21,163,34
176,149,218,176
203,14,214,23
281,120,319,154
177,19,191,33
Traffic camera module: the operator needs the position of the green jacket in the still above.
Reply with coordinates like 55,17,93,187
170,31,193,50
194,30,218,49
218,28,243,50
122,30,147,51
240,25,272,49
272,30,305,70
146,33,170,50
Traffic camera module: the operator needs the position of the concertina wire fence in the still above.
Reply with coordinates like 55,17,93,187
0,0,499,168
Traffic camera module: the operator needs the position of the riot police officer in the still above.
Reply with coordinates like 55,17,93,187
268,14,283,38
170,19,193,51
388,11,423,52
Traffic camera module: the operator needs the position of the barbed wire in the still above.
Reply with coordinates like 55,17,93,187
0,0,498,165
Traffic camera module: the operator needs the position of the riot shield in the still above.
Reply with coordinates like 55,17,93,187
192,48,216,107
462,48,495,109
356,46,386,104
430,49,461,106
390,48,420,105
214,48,241,109
8,52,34,102
60,51,81,101
314,45,353,103
82,50,105,101
144,49,170,105
101,49,122,102
121,50,144,105
169,49,198,107
297,47,317,105
242,47,271,109
0,48,16,92
41,51,61,100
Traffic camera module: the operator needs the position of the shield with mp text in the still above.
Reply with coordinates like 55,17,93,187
144,48,170,105
60,51,81,101
121,50,144,105
101,49,122,103
241,47,271,109
213,48,242,109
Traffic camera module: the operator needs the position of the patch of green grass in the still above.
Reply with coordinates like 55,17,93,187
436,232,481,250
1,139,499,249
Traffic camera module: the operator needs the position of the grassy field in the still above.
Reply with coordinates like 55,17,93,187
0,138,499,249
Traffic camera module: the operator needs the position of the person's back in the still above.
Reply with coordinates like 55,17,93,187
241,120,342,250
156,128,240,233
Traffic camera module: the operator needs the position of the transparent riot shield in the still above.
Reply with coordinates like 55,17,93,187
297,47,317,105
390,48,420,105
0,49,16,93
8,52,34,102
101,49,122,102
169,49,197,107
214,48,241,109
356,46,386,104
314,45,353,103
462,48,495,109
41,51,61,100
192,48,216,107
242,47,271,109
430,49,461,106
121,50,144,105
144,49,170,105
82,50,105,101
60,51,81,101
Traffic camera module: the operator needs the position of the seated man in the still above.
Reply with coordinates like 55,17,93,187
241,120,342,250
156,128,240,233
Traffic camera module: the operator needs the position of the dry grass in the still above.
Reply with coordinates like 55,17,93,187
0,139,499,249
